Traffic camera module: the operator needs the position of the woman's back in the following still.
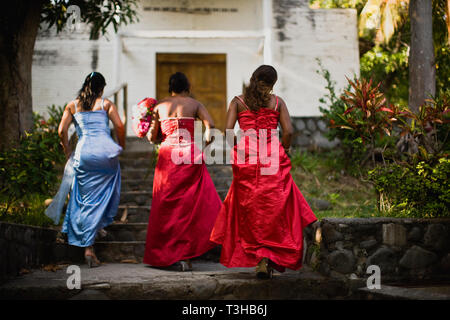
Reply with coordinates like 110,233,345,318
72,98,110,137
235,94,280,131
71,98,122,165
156,96,200,120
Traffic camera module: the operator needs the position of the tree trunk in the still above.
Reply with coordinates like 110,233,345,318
0,0,44,151
446,0,450,46
408,0,436,114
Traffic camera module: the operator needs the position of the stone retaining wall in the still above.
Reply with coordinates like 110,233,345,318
291,116,339,150
304,218,450,283
0,222,83,283
0,222,58,282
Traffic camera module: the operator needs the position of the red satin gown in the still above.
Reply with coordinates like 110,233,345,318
210,96,317,272
143,117,221,267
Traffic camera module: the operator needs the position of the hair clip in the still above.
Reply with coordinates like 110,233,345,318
90,72,95,78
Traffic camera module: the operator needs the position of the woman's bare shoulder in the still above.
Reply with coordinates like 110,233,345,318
66,100,76,114
275,95,287,107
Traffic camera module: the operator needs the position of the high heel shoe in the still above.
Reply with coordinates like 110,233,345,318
256,258,273,279
179,260,193,272
85,255,100,268
85,246,101,268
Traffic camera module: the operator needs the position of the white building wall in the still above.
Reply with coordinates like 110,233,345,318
32,0,359,135
272,5,360,116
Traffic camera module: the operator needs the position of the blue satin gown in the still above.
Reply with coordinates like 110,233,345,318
62,99,122,247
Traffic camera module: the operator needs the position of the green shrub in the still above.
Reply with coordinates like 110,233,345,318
317,60,400,170
0,105,66,219
0,193,54,227
368,156,450,218
316,60,365,165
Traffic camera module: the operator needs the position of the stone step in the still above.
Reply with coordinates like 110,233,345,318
121,168,154,180
121,179,154,192
119,157,156,169
103,222,148,242
95,241,146,263
117,186,228,221
116,206,150,223
213,177,232,189
120,191,152,206
120,150,155,159
217,188,229,201
123,137,154,153
121,176,232,192
121,167,231,180
0,263,354,300
94,241,221,263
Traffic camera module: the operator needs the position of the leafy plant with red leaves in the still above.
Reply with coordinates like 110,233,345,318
395,91,450,157
333,77,407,165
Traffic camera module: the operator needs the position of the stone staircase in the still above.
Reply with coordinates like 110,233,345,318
94,137,232,263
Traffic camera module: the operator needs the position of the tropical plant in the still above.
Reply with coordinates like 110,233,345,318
394,90,450,156
0,105,66,215
368,156,450,217
316,60,367,168
331,77,405,165
312,0,450,109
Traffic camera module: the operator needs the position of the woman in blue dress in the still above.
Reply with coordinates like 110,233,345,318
58,72,125,267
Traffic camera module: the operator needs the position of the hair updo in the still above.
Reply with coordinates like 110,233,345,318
168,72,190,94
243,65,278,111
77,72,106,111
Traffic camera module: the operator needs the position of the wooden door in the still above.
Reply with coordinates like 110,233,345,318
156,53,227,131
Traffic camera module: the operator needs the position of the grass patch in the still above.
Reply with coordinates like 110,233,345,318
0,193,54,228
290,149,379,219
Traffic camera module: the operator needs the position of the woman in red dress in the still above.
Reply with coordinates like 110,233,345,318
210,65,317,278
144,72,221,271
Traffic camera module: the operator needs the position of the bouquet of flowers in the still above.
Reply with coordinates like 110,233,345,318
131,97,157,138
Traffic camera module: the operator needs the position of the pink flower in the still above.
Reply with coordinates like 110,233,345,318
136,120,150,138
138,97,157,115
132,97,158,138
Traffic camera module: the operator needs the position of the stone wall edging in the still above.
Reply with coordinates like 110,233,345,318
0,222,83,283
304,218,450,283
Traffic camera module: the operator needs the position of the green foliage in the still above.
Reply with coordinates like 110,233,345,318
313,0,450,105
318,72,449,218
0,194,54,228
291,149,377,219
290,149,319,173
360,45,409,106
0,105,66,217
316,60,367,168
368,156,450,218
395,90,450,156
433,0,450,98
41,0,139,39
309,0,366,12
317,62,401,168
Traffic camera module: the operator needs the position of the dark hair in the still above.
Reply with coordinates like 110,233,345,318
169,72,190,94
243,65,277,111
77,72,106,110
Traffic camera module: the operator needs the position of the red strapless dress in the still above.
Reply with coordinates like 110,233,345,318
143,117,221,266
210,97,317,271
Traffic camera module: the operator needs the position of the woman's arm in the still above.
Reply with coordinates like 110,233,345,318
58,102,74,159
278,97,294,152
196,102,215,145
106,99,126,149
147,106,161,143
224,98,239,148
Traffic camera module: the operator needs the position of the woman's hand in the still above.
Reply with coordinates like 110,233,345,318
284,146,291,158
147,107,161,144
64,147,72,160
58,103,74,159
106,100,126,149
